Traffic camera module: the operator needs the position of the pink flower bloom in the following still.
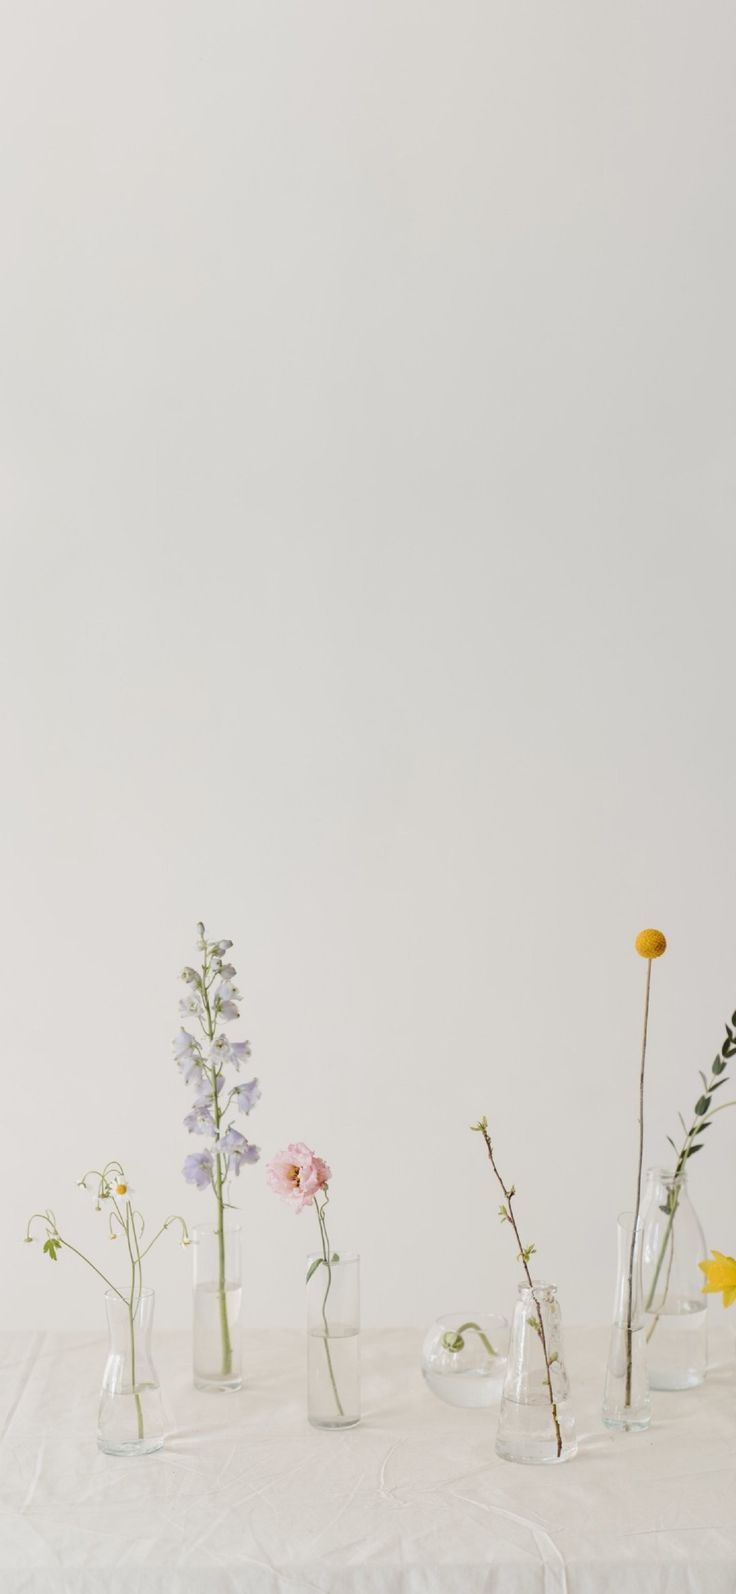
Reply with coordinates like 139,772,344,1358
266,1143,331,1212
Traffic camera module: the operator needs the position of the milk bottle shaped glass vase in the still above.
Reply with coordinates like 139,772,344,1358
642,1168,708,1390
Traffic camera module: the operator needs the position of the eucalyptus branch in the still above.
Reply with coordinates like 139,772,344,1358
646,1011,736,1328
471,1117,562,1458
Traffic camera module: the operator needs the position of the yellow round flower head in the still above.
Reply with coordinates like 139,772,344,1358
635,928,667,960
115,1182,128,1196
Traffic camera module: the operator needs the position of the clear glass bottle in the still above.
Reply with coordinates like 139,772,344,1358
192,1224,243,1391
306,1251,360,1428
642,1167,708,1389
496,1282,577,1463
98,1286,165,1456
602,1212,651,1431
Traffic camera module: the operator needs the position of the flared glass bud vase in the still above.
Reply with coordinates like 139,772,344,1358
192,1224,243,1391
602,1212,651,1431
98,1287,165,1456
642,1168,708,1390
496,1282,577,1464
306,1251,360,1429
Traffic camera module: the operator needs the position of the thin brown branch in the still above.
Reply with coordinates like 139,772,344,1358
475,1122,562,1458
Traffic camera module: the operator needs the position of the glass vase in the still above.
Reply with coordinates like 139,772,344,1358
602,1212,651,1431
421,1312,509,1408
192,1223,243,1391
642,1167,708,1389
98,1286,165,1456
495,1282,577,1463
306,1251,360,1428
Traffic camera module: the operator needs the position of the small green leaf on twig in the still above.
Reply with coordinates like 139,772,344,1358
470,1117,488,1133
498,1204,509,1223
519,1243,536,1264
42,1238,61,1261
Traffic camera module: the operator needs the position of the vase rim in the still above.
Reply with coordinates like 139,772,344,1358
306,1249,359,1265
616,1209,646,1234
518,1279,556,1298
104,1284,154,1301
647,1165,686,1183
190,1222,242,1239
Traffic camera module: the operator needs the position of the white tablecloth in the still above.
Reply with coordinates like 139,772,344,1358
1,1326,735,1593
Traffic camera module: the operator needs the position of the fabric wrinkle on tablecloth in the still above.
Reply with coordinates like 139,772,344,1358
1,1326,735,1592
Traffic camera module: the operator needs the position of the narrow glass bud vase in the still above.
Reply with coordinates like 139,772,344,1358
602,1212,651,1431
306,1251,360,1428
642,1167,708,1389
496,1282,577,1463
192,1224,243,1391
98,1287,165,1456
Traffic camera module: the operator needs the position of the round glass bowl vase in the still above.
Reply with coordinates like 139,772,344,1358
421,1313,509,1408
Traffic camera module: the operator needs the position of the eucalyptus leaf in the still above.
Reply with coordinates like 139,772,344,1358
694,1094,712,1117
686,1143,704,1157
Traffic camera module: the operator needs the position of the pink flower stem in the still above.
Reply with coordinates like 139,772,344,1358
315,1193,343,1417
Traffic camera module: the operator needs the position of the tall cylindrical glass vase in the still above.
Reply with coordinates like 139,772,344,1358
192,1224,243,1391
602,1212,651,1431
306,1251,360,1428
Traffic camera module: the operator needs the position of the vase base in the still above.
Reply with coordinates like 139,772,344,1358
98,1436,165,1457
602,1413,651,1432
194,1374,243,1392
308,1414,361,1430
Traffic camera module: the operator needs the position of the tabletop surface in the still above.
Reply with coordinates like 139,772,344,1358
1,1325,735,1593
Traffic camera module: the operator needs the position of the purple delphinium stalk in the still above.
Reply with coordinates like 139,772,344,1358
174,923,261,1378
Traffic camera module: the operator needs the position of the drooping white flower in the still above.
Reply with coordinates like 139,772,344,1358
179,991,203,1019
229,1039,252,1072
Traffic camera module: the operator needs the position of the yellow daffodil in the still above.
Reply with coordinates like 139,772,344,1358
635,928,667,959
699,1250,736,1307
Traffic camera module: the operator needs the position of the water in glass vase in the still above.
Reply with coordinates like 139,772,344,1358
193,1282,243,1391
642,1169,708,1391
192,1225,243,1392
644,1297,707,1390
307,1325,360,1428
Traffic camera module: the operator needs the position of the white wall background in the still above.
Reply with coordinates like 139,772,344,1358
2,1,736,1336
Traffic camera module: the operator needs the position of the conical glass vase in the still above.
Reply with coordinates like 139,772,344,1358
642,1167,708,1390
98,1286,165,1456
192,1224,243,1391
495,1282,577,1464
602,1212,651,1432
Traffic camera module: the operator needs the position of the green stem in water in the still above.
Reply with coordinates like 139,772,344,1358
441,1321,498,1358
201,948,233,1380
315,1195,344,1418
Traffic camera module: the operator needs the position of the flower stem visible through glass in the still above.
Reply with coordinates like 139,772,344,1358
314,1193,344,1417
201,960,233,1379
441,1322,498,1358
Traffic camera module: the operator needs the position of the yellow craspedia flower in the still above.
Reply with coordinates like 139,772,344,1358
635,928,667,959
699,1250,736,1307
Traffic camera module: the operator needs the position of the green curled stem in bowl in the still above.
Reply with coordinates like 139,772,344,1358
441,1321,498,1357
